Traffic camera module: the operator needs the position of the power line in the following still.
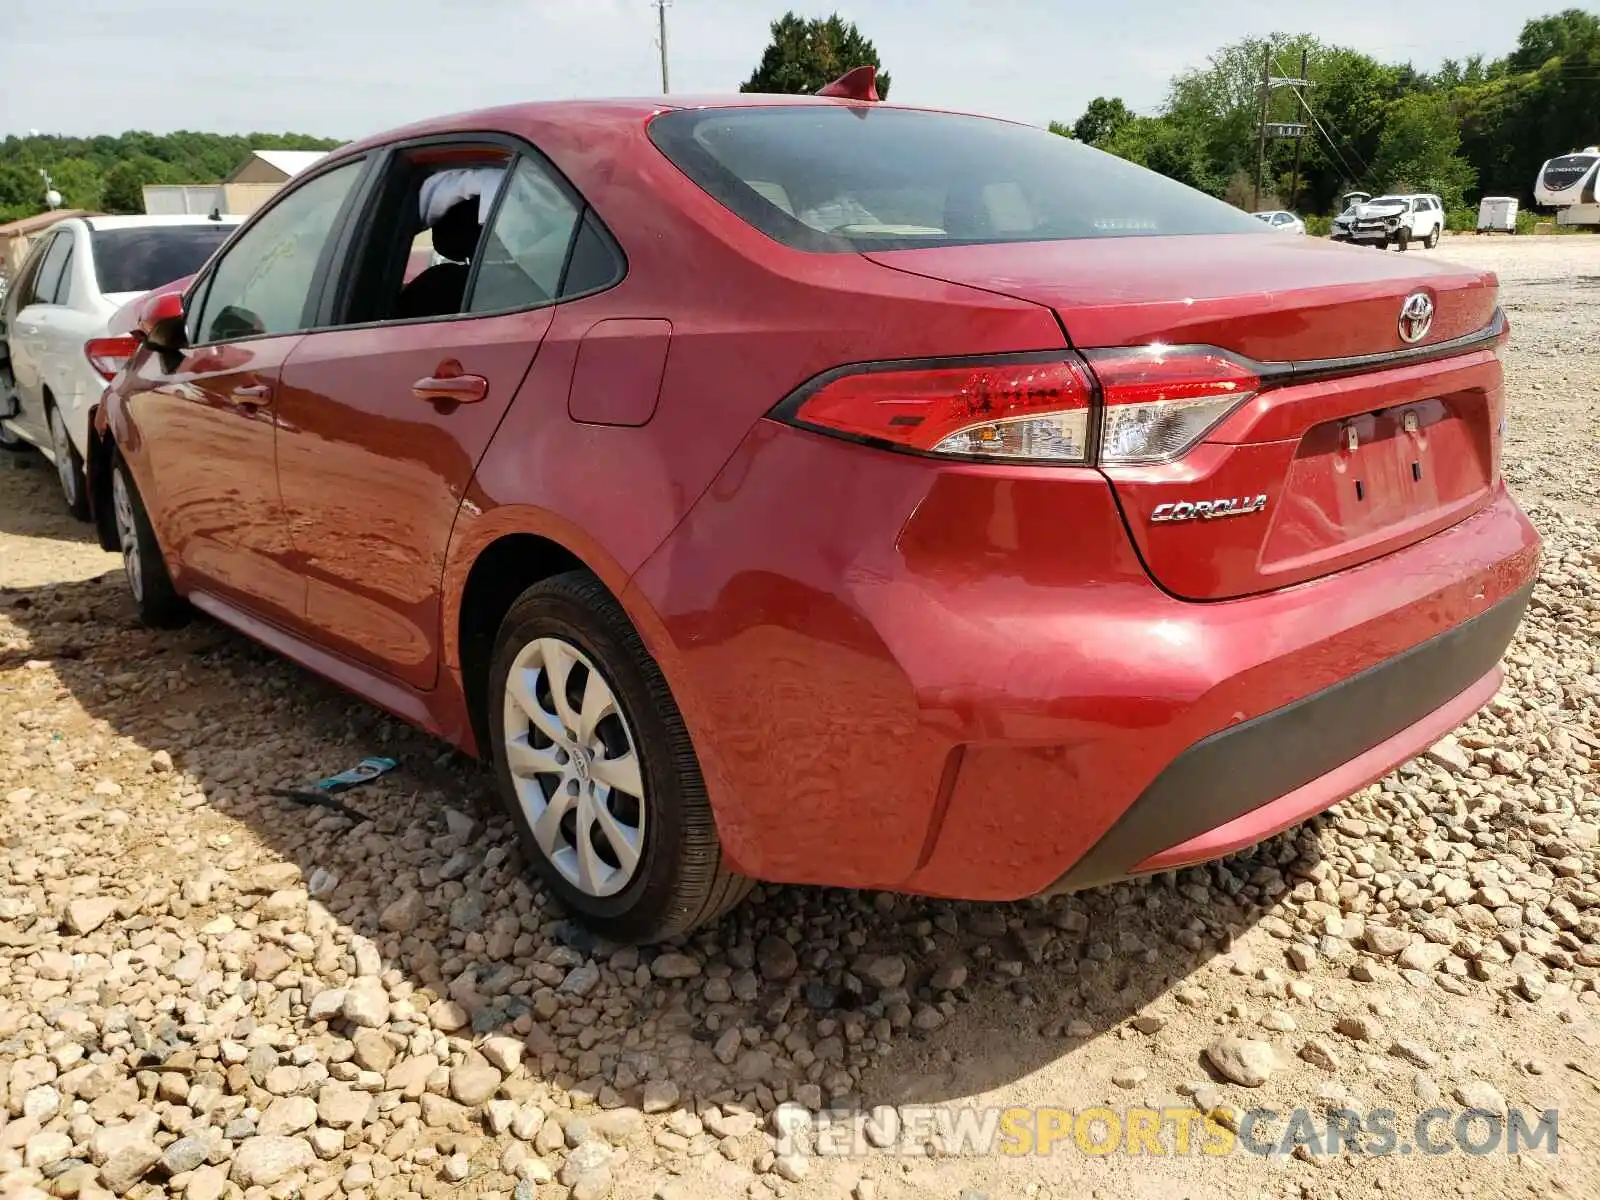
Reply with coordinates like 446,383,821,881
1281,80,1371,180
1285,83,1364,185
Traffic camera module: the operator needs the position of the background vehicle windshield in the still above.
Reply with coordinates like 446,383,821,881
650,106,1270,252
92,225,236,294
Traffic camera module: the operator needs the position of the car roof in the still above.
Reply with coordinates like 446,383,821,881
325,94,1011,162
84,215,244,230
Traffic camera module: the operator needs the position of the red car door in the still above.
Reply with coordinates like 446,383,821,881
273,145,598,690
118,160,368,626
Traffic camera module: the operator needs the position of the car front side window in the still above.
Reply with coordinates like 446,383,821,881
7,241,48,314
191,161,364,345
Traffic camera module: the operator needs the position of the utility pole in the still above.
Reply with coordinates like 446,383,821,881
655,0,670,94
1288,47,1308,211
1253,45,1271,210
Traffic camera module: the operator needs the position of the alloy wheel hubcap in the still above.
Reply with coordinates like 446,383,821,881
502,636,645,898
50,411,76,503
112,469,142,602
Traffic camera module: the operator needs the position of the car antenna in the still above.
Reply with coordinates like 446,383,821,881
816,65,880,102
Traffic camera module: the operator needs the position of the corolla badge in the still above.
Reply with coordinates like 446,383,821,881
1150,494,1268,524
1398,291,1435,344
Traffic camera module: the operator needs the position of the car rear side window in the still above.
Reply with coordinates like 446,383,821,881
192,161,363,344
559,210,626,298
649,106,1270,252
52,245,74,304
91,225,236,296
466,157,584,313
29,233,71,305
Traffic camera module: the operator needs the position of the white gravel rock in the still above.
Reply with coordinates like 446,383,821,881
1204,1036,1277,1087
231,1136,316,1187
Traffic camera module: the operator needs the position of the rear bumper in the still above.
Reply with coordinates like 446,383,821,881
1044,581,1528,892
628,422,1540,899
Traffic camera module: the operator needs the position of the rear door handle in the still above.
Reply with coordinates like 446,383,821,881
412,369,487,405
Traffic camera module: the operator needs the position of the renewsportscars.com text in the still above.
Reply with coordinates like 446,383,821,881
777,1104,1559,1159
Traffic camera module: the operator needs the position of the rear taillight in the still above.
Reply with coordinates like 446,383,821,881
1082,348,1259,464
776,347,1256,466
782,356,1095,463
85,335,138,382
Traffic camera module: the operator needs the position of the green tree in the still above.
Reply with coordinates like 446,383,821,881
1299,47,1401,209
1506,8,1600,72
1071,97,1134,146
1036,11,1598,214
1371,92,1476,206
1100,116,1226,195
741,12,891,98
0,130,342,224
46,157,105,212
103,161,148,213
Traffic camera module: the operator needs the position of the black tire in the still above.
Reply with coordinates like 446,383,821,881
0,366,25,453
1424,223,1440,249
46,401,90,519
1394,228,1410,252
111,453,188,628
487,571,751,942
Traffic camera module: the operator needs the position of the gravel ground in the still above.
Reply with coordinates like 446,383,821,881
1,235,1598,1200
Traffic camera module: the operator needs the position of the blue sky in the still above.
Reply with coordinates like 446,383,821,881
1,0,1554,137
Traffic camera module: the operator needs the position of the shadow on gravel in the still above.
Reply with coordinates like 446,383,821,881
0,450,101,545
1,497,1321,1113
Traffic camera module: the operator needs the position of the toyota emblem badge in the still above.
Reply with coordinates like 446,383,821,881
1398,292,1435,344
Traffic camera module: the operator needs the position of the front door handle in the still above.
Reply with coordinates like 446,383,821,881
231,383,271,409
412,362,487,405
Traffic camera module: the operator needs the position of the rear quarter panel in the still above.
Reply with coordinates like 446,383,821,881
439,107,1067,687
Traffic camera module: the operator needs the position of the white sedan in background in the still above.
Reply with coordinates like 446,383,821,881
0,214,240,515
1252,209,1307,234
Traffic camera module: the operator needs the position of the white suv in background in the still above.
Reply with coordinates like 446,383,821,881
1330,193,1445,251
0,215,239,515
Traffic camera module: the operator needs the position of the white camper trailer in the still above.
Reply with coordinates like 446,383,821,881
1476,196,1518,233
1533,146,1600,228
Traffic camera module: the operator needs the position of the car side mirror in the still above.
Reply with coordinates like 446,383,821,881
137,291,188,353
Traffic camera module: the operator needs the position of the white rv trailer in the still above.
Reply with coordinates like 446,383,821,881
1533,146,1600,227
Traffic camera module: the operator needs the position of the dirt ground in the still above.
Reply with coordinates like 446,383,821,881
0,235,1597,1200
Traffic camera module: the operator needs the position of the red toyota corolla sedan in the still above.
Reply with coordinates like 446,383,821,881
87,77,1539,942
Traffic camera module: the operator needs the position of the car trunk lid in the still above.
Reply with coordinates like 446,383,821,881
865,234,1505,600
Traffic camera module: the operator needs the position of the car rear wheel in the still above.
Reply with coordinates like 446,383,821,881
112,455,188,628
48,403,89,520
487,571,752,942
1424,223,1440,249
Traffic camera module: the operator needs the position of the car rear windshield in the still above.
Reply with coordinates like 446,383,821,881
648,106,1270,252
91,225,236,294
